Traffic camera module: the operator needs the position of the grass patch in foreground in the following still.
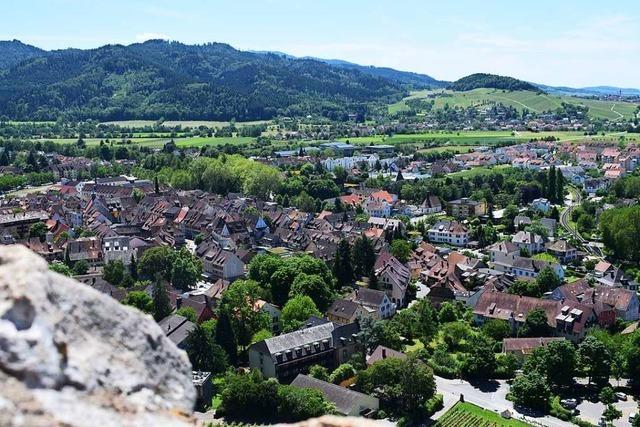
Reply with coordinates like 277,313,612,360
436,402,531,427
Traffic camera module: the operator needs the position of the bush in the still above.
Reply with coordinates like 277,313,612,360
329,363,356,384
571,417,597,427
424,393,444,417
427,360,459,379
549,396,573,421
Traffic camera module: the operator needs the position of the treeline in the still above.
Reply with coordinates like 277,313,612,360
450,73,540,92
371,166,560,208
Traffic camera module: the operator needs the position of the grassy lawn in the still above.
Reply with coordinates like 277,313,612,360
436,402,531,427
532,253,558,263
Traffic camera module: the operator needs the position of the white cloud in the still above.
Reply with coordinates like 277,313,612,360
135,32,170,42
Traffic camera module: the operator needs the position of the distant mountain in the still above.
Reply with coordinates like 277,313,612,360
537,83,640,97
0,40,45,69
451,73,540,92
0,40,406,121
315,58,447,88
250,50,447,88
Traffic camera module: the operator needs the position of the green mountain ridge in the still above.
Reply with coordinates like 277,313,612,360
0,40,405,121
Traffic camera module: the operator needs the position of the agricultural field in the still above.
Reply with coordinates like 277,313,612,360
390,88,639,120
436,402,531,427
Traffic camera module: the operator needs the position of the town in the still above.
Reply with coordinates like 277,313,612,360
1,127,639,426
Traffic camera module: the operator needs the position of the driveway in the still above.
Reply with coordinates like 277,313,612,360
433,376,574,427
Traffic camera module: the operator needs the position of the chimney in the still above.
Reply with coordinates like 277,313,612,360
382,348,387,359
176,296,183,310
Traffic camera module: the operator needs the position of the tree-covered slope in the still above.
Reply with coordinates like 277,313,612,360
0,40,406,121
0,40,45,69
451,73,540,92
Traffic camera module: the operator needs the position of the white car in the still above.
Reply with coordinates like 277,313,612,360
615,392,627,401
629,413,637,422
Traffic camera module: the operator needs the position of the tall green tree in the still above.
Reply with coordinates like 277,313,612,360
352,235,376,277
184,324,228,374
390,239,411,263
289,273,334,311
357,356,436,418
521,308,550,337
461,335,497,379
578,335,612,386
219,280,270,351
333,239,353,287
510,371,551,411
152,280,172,321
171,248,202,290
103,260,125,286
215,310,238,365
281,295,321,332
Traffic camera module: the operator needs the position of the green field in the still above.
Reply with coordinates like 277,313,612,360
436,402,531,427
390,88,639,120
100,119,270,128
340,130,621,147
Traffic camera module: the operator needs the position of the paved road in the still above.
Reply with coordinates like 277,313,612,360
433,376,574,427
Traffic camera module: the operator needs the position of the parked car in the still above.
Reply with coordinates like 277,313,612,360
560,398,578,409
615,392,628,401
629,413,637,423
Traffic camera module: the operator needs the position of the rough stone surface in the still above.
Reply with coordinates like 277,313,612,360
0,245,195,427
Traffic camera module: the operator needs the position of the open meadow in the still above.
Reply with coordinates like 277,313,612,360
390,88,639,120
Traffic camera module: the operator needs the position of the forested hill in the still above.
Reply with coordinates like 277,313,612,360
0,40,44,69
311,59,447,88
0,40,406,121
450,73,541,92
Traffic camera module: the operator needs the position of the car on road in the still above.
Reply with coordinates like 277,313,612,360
615,392,628,401
560,398,578,409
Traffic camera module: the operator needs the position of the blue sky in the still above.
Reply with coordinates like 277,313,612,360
3,0,640,87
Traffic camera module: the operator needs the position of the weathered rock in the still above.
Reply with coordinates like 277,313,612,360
0,245,195,427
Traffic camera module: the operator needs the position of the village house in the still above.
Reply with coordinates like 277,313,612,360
502,337,567,362
512,231,545,254
374,253,410,307
474,290,595,342
446,198,487,218
545,240,577,263
248,320,360,382
550,279,639,322
291,375,379,417
530,198,551,213
366,345,407,366
196,239,245,282
427,220,469,247
347,288,396,319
